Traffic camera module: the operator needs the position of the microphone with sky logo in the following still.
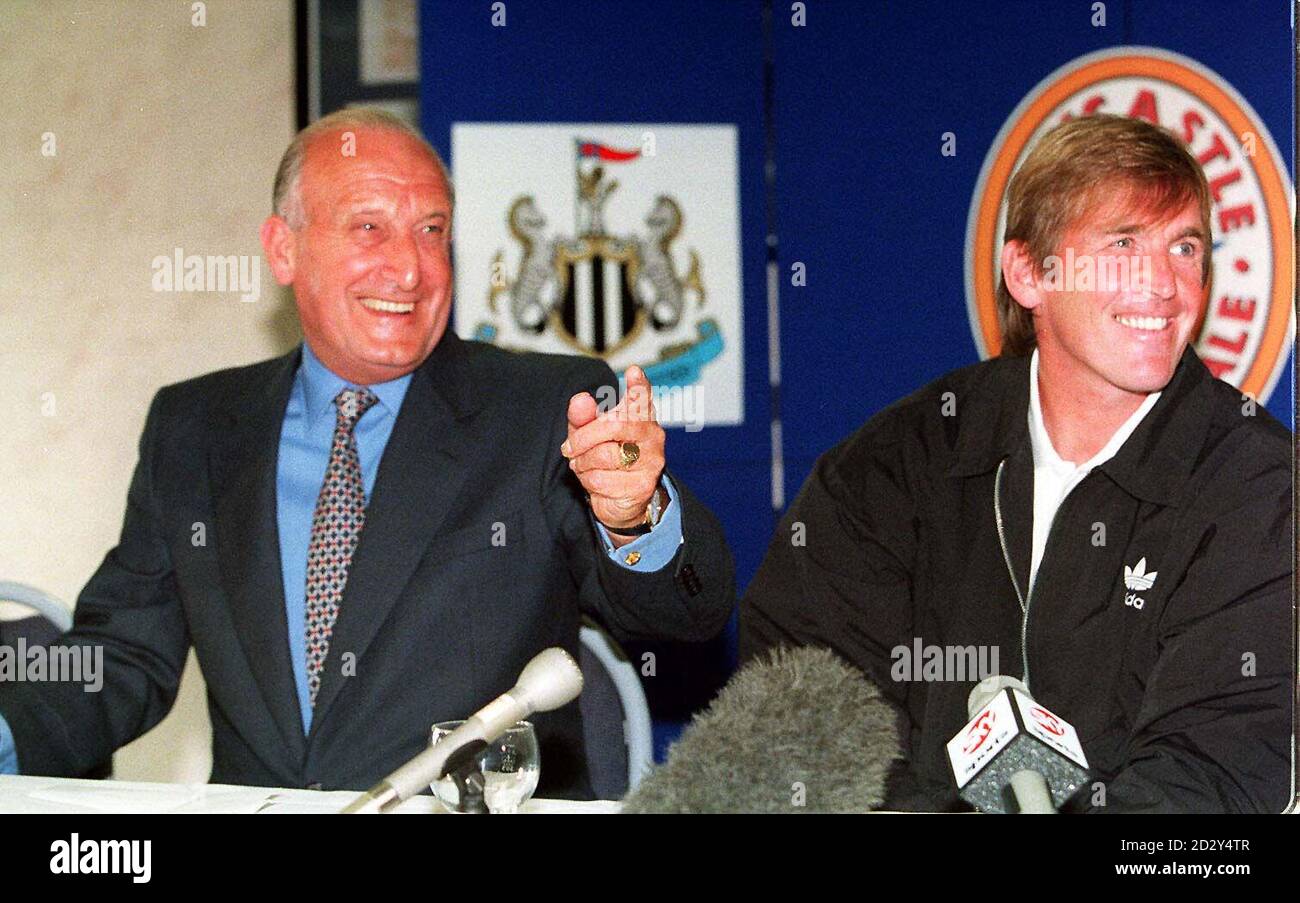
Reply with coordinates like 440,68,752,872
946,675,1091,813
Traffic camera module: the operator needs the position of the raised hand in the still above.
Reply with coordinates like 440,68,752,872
561,366,666,545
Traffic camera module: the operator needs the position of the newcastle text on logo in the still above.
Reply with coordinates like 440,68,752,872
452,124,745,427
965,47,1293,403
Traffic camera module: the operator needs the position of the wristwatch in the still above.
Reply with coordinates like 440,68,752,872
602,484,667,537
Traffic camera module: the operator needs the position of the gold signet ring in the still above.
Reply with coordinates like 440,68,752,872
618,441,640,469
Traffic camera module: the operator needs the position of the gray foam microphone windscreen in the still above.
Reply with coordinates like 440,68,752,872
622,646,903,813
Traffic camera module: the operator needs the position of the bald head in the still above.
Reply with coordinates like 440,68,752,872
272,107,453,229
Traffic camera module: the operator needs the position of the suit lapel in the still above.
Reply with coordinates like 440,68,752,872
209,348,307,765
310,333,484,736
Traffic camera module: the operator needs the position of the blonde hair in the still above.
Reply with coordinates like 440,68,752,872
996,114,1212,356
272,107,452,228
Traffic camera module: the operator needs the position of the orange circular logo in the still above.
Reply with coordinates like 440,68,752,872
965,47,1293,402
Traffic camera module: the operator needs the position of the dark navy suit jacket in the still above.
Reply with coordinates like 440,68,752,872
0,332,735,798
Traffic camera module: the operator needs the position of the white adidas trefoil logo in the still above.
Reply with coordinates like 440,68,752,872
1124,557,1158,590
1123,557,1158,609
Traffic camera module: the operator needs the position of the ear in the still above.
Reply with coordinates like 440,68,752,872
1000,239,1047,312
260,215,297,286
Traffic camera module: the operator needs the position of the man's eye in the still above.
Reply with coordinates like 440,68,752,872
1172,241,1197,257
1112,237,1133,249
422,224,443,235
361,223,376,231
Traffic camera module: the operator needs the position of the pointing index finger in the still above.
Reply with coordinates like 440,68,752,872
616,366,656,422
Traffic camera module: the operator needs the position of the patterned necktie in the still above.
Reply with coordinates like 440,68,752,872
305,386,379,707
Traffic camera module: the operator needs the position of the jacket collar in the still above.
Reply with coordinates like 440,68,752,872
216,329,479,426
298,341,412,430
407,328,482,422
948,354,1032,478
1095,346,1214,506
949,346,1215,506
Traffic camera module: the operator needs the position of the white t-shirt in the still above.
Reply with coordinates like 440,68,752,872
1027,349,1161,592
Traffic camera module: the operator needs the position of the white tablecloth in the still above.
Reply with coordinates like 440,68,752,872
0,774,621,814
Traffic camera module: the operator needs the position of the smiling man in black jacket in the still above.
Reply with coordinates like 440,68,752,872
740,115,1293,813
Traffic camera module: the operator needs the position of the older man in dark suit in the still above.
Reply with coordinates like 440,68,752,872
0,109,735,798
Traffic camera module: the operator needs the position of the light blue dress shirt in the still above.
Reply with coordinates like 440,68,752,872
0,717,15,774
276,343,414,734
0,341,682,768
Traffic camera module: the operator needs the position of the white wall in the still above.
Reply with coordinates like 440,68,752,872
0,0,298,783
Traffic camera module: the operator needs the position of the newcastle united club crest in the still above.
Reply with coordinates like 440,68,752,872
475,139,722,388
453,124,744,426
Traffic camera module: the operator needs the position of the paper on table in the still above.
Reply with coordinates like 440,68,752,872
0,775,620,814
29,785,200,813
0,785,101,815
165,788,277,814
524,798,622,814
258,791,360,815
0,779,272,814
28,789,269,815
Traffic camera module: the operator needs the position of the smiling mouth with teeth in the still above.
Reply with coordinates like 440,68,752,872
360,297,415,314
1113,314,1170,332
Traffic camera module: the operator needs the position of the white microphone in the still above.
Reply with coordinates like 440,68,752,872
945,675,1090,814
341,647,584,814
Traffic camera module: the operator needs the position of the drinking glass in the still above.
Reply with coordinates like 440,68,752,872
429,720,540,814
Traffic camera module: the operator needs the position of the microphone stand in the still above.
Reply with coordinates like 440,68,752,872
442,741,490,814
1007,770,1056,814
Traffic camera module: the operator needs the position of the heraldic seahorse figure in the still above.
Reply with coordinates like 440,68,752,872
488,195,555,332
638,195,704,330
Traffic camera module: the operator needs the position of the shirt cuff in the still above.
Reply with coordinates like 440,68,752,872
0,712,20,774
592,475,684,573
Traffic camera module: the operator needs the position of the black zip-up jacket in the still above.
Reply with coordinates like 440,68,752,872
740,347,1293,813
